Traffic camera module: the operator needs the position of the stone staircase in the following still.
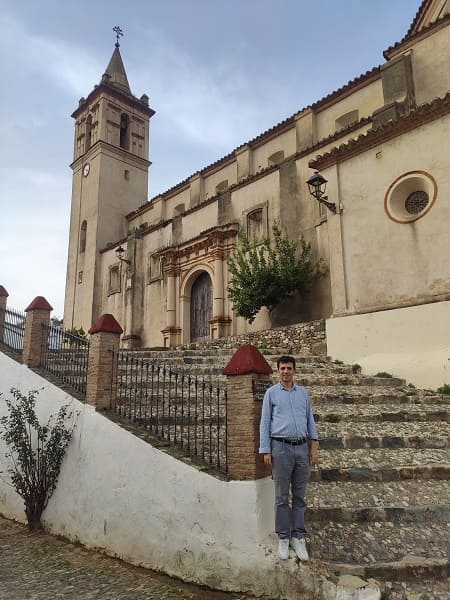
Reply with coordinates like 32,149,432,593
122,347,449,598
39,342,449,596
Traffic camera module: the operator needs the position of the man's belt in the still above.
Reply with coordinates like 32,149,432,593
271,437,307,446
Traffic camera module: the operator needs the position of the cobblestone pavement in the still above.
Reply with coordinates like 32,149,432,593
0,519,258,600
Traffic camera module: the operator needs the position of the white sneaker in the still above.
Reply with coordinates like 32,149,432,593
290,537,309,561
278,538,290,560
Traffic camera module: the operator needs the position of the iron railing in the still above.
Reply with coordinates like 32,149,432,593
40,323,90,398
114,351,228,474
0,306,26,355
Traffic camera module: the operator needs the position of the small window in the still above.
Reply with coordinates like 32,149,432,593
173,203,185,217
108,265,121,295
80,220,87,253
78,271,83,284
124,169,130,180
247,208,264,241
148,253,163,281
215,180,229,194
268,151,284,166
120,113,129,150
85,115,92,151
335,109,359,132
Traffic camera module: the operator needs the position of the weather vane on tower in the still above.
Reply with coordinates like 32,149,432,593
113,26,123,48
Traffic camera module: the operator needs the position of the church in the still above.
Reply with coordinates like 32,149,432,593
64,0,450,387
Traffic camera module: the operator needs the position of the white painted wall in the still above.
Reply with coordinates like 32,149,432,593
326,301,450,389
0,353,329,599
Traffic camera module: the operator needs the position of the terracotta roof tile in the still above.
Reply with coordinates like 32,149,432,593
309,93,450,170
383,8,450,59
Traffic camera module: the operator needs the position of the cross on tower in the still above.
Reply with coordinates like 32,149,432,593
113,26,123,47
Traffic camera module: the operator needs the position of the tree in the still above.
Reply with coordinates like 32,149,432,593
227,223,324,323
0,388,75,531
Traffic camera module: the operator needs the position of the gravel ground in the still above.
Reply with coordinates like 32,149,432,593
0,519,258,600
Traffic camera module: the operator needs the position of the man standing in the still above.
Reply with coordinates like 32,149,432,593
259,355,319,560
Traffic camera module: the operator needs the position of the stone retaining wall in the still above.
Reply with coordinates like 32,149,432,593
193,319,327,355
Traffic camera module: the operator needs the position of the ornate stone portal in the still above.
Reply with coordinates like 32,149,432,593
160,224,238,347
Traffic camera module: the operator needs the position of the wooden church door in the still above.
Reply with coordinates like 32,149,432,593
190,272,212,341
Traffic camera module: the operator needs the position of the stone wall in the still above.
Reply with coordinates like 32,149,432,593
192,319,327,355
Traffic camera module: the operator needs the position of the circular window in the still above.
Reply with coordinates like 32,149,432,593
405,190,429,214
384,171,437,223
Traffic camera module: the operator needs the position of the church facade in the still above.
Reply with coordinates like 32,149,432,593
64,0,450,386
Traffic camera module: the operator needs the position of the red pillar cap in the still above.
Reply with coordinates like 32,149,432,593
25,296,53,312
0,285,9,297
223,344,273,376
89,313,123,334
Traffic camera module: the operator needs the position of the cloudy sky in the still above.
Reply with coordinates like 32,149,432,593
0,0,419,318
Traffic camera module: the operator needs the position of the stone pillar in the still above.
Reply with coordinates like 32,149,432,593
0,285,9,342
22,296,53,367
161,255,181,347
223,345,273,480
189,172,204,208
87,314,123,411
210,251,231,339
295,108,316,152
235,144,253,181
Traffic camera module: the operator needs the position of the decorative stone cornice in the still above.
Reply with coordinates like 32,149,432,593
309,93,450,170
159,224,239,264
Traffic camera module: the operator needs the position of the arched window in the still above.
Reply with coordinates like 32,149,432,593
85,115,92,151
335,109,359,132
215,180,228,194
80,220,87,253
268,150,284,166
120,113,129,150
247,208,264,241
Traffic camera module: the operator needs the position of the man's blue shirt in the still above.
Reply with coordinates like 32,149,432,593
259,382,318,454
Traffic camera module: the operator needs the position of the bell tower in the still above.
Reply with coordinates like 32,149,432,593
64,31,155,331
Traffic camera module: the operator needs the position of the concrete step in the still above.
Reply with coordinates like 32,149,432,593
317,446,449,469
308,479,448,510
318,420,448,441
310,390,449,405
309,519,449,577
313,403,448,423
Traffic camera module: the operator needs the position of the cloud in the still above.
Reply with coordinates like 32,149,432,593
0,13,101,97
131,29,280,152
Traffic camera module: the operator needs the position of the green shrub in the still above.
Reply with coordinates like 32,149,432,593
0,388,76,531
375,371,393,378
436,383,450,395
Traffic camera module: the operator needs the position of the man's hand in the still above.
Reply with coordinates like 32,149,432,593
263,453,272,465
309,441,319,467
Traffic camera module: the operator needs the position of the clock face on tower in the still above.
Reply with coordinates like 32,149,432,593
83,163,90,177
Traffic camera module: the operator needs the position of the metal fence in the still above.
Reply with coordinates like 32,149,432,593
114,351,228,474
40,323,90,398
0,306,26,355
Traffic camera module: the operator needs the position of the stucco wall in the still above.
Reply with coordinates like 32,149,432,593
0,353,329,598
326,300,450,388
321,115,450,315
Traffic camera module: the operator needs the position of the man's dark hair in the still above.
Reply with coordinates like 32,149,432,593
277,355,296,369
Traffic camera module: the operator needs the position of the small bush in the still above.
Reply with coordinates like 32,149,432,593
375,371,393,378
436,383,450,395
351,364,361,373
0,388,76,531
